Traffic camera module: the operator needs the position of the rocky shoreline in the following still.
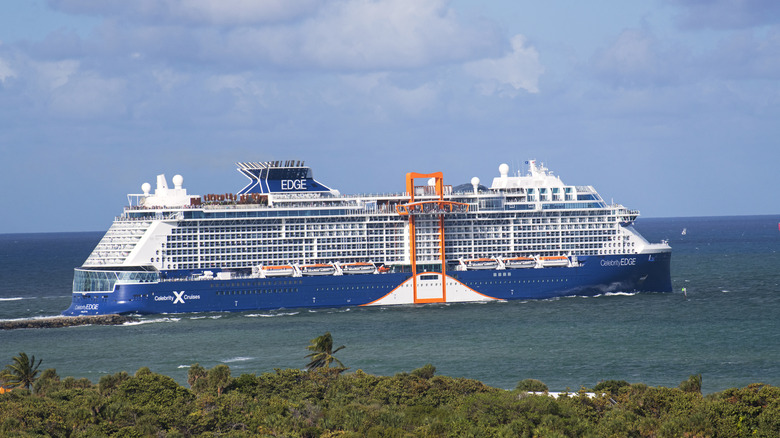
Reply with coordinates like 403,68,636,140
0,314,136,330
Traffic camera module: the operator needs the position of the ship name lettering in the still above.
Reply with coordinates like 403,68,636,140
281,179,307,190
75,303,99,310
154,295,174,301
184,294,201,300
600,257,636,267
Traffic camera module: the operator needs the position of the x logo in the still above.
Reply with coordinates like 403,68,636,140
173,291,185,304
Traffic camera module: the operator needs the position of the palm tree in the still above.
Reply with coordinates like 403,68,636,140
304,332,345,370
207,364,231,396
2,352,43,392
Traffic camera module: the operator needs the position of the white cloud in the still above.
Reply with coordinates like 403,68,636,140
0,57,16,82
49,0,502,72
463,35,544,95
48,0,320,26
169,0,319,25
223,0,501,70
295,0,500,69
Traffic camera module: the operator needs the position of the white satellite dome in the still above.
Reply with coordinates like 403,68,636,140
172,174,184,188
142,182,151,195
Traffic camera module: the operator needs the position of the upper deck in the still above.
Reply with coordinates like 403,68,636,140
123,160,623,218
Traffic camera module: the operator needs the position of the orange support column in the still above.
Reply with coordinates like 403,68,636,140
439,215,447,302
409,214,418,302
403,172,447,304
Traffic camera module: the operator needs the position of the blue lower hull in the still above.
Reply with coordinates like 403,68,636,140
62,253,672,316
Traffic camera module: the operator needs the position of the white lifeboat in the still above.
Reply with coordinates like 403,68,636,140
540,256,569,267
262,265,294,277
503,257,536,269
300,263,336,276
463,258,499,270
340,262,376,275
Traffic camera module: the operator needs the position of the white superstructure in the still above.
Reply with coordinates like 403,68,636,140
81,160,668,274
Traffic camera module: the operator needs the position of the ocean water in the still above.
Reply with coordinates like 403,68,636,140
0,216,778,394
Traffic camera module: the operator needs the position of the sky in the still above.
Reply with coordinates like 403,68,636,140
1,0,779,233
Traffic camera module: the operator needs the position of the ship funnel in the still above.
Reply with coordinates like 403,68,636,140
156,174,169,191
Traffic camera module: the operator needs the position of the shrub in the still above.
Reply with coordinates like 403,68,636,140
679,373,702,394
593,379,630,395
516,379,548,392
410,364,436,380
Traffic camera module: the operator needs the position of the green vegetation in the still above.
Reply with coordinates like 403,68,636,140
1,352,43,393
592,379,630,395
516,378,549,392
2,351,778,436
410,363,437,380
680,373,703,394
304,331,346,371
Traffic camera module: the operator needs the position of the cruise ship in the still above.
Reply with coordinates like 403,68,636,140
63,160,672,315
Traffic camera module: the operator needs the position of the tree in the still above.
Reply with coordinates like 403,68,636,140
207,364,232,396
33,368,60,396
187,363,207,389
1,352,43,393
304,332,346,370
188,363,232,395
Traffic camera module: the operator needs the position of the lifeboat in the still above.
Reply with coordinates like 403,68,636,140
540,256,569,267
463,258,498,270
300,264,336,276
503,257,536,269
341,262,376,275
262,265,294,277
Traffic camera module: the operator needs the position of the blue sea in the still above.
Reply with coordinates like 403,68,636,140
1,215,778,394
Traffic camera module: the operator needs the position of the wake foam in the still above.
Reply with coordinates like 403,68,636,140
245,311,299,318
122,317,181,326
223,356,253,363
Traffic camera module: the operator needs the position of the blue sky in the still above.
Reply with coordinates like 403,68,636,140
1,0,779,233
